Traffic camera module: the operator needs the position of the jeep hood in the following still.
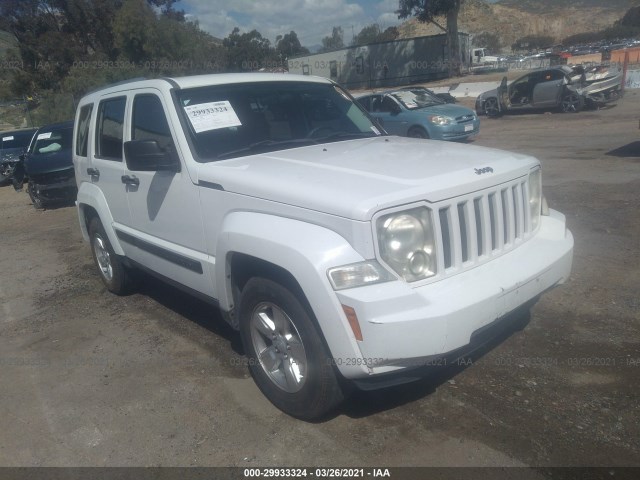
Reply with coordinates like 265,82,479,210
197,136,539,221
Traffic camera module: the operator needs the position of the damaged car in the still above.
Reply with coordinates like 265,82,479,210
476,65,622,117
12,121,76,209
0,128,37,185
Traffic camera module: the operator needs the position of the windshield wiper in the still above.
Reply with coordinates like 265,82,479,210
216,138,319,160
314,132,380,143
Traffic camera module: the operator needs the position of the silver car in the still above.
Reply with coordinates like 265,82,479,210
476,66,622,117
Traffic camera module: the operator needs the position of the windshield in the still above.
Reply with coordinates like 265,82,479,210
177,81,381,161
391,89,445,110
0,130,36,152
31,127,73,155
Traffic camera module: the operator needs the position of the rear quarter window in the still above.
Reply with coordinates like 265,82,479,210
75,104,93,157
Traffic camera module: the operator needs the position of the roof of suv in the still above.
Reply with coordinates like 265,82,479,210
82,73,332,99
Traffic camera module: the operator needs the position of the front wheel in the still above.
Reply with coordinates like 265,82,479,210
27,182,44,209
407,126,429,139
561,91,583,113
239,277,344,420
483,97,501,117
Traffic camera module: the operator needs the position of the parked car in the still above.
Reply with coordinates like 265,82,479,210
356,88,479,141
476,65,622,117
13,121,76,209
74,74,573,420
0,128,37,184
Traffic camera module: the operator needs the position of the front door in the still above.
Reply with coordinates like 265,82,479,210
122,90,212,296
370,95,405,135
532,70,565,107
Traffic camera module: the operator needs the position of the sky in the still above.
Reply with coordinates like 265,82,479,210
174,0,411,48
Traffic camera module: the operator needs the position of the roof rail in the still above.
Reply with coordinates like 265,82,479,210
83,77,150,96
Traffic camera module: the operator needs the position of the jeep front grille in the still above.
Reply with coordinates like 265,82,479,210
437,178,532,272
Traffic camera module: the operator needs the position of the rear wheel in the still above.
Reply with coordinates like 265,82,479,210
88,216,137,295
239,277,343,420
483,97,501,117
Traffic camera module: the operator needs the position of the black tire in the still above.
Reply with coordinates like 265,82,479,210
238,277,344,420
483,97,501,117
407,126,429,139
27,182,44,209
88,216,137,295
560,91,583,113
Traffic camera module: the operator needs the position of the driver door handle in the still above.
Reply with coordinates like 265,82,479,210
121,175,139,186
87,167,100,178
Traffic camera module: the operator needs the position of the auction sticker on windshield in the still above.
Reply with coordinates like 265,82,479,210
184,101,242,133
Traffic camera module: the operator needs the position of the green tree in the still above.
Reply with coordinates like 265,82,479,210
397,0,464,76
352,24,381,46
112,0,157,63
379,26,400,42
276,31,309,59
0,0,188,95
320,26,344,52
223,27,274,72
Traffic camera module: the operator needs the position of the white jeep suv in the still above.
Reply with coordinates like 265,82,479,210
73,73,573,419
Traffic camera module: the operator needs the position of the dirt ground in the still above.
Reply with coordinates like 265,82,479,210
0,90,639,474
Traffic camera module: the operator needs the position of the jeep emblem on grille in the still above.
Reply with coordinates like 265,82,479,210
475,167,494,175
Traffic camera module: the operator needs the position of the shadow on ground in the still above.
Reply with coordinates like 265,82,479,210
606,141,640,158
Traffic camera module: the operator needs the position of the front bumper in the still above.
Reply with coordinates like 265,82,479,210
333,209,573,380
435,119,481,141
30,174,77,201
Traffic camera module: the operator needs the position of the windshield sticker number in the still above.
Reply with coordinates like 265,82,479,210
37,132,52,140
2,136,15,141
184,101,242,133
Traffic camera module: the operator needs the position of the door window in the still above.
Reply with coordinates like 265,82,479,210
131,94,173,151
75,104,93,157
96,97,126,161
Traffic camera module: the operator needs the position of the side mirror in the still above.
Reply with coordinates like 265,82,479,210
124,140,179,172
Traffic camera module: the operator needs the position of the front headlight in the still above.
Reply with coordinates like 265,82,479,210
376,207,437,282
528,167,542,231
428,115,452,126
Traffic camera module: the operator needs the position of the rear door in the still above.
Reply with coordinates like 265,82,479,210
90,95,133,247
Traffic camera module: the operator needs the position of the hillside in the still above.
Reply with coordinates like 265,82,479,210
399,0,638,50
496,0,637,13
